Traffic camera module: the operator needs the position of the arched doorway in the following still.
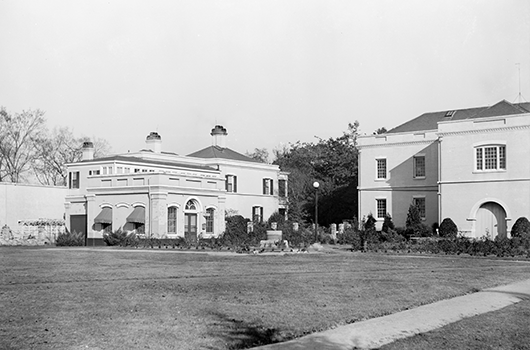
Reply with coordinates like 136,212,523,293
475,202,507,239
184,199,200,244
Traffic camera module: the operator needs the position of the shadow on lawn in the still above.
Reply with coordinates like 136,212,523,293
205,311,345,350
205,311,289,349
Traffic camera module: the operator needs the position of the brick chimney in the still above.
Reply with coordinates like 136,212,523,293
211,125,227,148
82,141,94,161
146,132,162,153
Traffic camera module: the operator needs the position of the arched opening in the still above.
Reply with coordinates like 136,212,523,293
184,199,200,244
475,202,507,239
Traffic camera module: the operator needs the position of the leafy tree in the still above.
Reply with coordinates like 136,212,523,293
246,147,269,163
374,127,388,135
0,107,46,183
511,217,530,239
273,121,360,226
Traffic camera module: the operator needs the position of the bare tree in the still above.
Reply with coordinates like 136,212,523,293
33,129,112,186
0,107,46,183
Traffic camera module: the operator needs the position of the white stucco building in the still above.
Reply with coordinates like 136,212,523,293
358,100,530,239
65,126,288,245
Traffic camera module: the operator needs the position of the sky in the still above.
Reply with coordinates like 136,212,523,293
1,0,529,157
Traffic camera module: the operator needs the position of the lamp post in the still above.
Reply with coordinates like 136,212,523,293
313,181,320,243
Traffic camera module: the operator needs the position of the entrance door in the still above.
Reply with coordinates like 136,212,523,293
184,213,198,244
476,202,507,239
70,215,87,246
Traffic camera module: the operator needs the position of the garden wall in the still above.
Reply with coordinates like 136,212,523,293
0,182,67,244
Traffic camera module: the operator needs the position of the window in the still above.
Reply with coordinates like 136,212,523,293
376,159,387,179
413,197,426,219
475,145,506,171
205,208,215,233
414,156,426,178
252,206,263,223
376,199,386,219
185,200,197,211
226,175,237,193
117,167,123,174
124,168,131,174
69,171,80,189
262,178,273,195
278,179,287,197
168,207,177,234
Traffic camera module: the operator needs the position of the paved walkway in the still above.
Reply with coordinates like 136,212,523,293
252,279,530,350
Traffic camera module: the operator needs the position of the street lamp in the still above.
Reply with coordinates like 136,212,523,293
313,181,319,243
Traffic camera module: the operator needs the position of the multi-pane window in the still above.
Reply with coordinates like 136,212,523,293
226,175,237,193
252,206,263,223
376,199,386,219
263,178,273,195
278,179,287,197
413,156,426,178
413,197,426,219
376,159,387,179
205,208,215,233
475,145,506,171
167,207,177,234
69,171,80,189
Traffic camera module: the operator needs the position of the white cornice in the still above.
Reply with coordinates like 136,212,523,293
358,139,437,150
437,124,530,137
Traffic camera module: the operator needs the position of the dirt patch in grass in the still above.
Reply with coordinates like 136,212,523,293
1,247,530,350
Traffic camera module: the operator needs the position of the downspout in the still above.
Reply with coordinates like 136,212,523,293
437,138,441,224
148,177,151,238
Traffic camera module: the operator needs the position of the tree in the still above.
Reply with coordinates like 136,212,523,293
273,121,360,226
32,128,112,186
374,127,388,135
246,148,269,163
0,107,46,183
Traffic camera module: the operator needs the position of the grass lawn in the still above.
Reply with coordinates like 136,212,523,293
1,246,530,350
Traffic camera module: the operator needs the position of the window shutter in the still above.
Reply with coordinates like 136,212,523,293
262,179,266,194
234,176,237,193
225,175,229,191
270,180,274,195
260,207,264,223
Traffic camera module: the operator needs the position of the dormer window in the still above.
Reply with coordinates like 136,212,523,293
444,110,456,118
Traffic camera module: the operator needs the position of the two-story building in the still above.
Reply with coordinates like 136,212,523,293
65,126,288,245
358,100,530,239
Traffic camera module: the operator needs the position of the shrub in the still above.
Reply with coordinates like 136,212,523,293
363,214,377,231
103,228,128,246
281,222,313,248
56,230,84,246
267,211,286,228
382,213,395,233
406,204,422,228
439,218,458,238
510,217,530,239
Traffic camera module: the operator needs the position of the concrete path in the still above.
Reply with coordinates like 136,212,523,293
252,279,530,350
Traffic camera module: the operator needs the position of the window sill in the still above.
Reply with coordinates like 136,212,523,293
374,178,387,182
473,170,507,174
413,176,426,180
